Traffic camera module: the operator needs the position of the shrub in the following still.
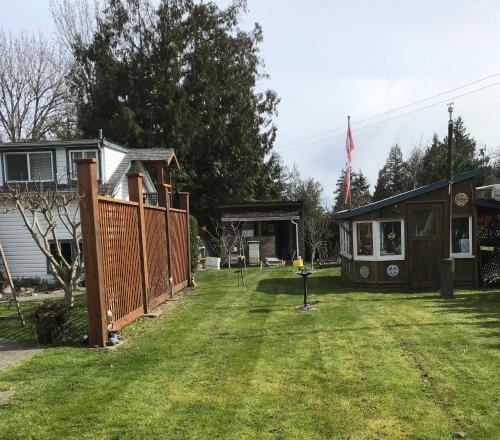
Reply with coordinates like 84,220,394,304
29,301,76,344
190,215,201,272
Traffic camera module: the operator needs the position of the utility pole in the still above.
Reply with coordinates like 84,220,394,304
440,103,455,299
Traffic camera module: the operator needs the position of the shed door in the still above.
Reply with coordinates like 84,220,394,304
408,202,445,288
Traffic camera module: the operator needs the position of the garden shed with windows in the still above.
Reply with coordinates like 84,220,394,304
335,169,484,289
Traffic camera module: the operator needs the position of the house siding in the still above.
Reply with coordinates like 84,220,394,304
0,201,77,283
103,146,126,181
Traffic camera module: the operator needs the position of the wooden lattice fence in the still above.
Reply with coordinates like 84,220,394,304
77,158,192,346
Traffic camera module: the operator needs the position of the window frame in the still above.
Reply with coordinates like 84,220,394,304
68,149,98,179
450,215,474,259
353,221,375,260
353,219,405,261
3,151,55,183
339,222,352,259
378,219,405,261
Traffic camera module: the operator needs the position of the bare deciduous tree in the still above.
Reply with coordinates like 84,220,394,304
304,214,332,270
204,220,245,268
0,181,82,308
0,31,69,142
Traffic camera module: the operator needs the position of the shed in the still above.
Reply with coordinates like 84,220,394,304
219,201,304,264
334,168,485,289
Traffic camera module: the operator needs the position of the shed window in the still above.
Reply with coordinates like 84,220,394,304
339,222,351,257
380,221,402,256
4,152,54,182
356,222,373,256
451,216,473,257
412,208,436,236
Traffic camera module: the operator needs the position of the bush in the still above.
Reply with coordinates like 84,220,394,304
29,301,75,344
190,215,201,272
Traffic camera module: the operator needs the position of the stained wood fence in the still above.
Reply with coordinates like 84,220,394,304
76,158,192,346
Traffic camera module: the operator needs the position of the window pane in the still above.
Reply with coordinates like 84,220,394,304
6,154,28,181
452,217,470,254
71,151,83,161
84,151,97,159
29,153,53,180
356,222,373,256
380,221,402,256
413,209,436,236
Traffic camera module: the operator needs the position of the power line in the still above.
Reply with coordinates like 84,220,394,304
280,78,500,154
276,71,500,151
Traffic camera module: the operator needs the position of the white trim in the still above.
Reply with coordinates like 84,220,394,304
451,215,474,258
353,219,405,261
68,149,98,177
4,151,54,182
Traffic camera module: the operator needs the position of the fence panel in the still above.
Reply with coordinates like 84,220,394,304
170,209,189,291
98,198,144,329
144,206,170,309
77,159,191,345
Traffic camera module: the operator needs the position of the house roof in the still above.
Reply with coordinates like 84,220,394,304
108,148,178,191
0,137,130,153
335,168,486,220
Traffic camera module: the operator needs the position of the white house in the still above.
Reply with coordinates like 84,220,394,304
0,137,178,283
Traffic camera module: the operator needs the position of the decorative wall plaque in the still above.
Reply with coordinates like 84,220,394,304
359,265,370,279
386,264,399,277
454,192,469,207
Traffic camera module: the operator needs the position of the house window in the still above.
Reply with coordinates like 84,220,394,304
339,222,351,258
69,150,98,178
380,220,403,257
355,222,373,256
451,216,473,257
47,240,82,274
4,152,54,182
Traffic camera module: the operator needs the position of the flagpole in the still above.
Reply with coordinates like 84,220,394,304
348,116,352,211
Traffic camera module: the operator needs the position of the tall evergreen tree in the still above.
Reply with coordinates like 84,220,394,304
334,169,372,212
66,0,282,222
373,144,412,201
418,117,480,186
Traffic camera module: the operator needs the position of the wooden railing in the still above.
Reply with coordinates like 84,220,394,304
76,158,192,346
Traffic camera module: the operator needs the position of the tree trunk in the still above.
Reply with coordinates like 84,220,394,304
311,249,315,270
63,284,74,309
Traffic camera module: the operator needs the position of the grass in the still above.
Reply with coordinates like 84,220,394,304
0,267,499,439
0,295,88,341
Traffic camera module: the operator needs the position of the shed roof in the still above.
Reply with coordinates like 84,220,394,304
220,200,303,222
335,168,486,220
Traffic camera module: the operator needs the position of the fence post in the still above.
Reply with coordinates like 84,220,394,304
178,192,193,287
76,158,107,347
128,172,150,314
157,184,173,296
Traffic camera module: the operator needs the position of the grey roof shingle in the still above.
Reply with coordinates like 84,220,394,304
107,148,176,190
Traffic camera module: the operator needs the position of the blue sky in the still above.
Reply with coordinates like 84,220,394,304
2,0,500,201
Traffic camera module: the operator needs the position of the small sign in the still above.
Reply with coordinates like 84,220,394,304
454,192,469,207
360,265,370,279
386,264,399,277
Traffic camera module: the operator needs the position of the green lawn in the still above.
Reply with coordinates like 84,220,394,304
0,267,499,439
0,295,88,341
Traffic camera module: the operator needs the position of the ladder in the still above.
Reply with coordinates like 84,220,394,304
0,242,25,326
